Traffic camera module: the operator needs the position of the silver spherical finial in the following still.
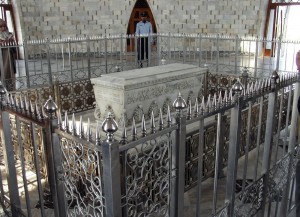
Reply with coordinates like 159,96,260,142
232,79,244,101
173,92,187,114
271,70,279,82
43,96,58,119
115,65,120,72
0,81,6,95
102,112,118,141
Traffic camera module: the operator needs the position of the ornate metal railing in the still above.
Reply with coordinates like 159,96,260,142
0,70,298,217
1,33,300,91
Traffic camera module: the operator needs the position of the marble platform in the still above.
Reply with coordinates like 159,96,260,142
91,63,207,127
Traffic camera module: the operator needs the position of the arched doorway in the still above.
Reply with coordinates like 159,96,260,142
126,0,157,52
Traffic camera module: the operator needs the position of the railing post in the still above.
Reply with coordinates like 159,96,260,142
0,83,20,216
280,70,300,216
101,113,122,217
170,93,187,217
225,79,244,217
105,34,108,73
43,96,65,217
258,70,279,217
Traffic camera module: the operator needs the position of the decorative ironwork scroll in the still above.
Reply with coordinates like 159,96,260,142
234,176,264,216
60,137,105,216
122,134,171,217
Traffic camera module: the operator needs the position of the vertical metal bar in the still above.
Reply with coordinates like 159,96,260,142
254,96,264,180
274,90,284,162
216,34,219,72
51,131,67,217
135,35,138,68
87,36,91,79
225,99,242,217
196,116,204,217
30,123,46,216
261,92,277,173
120,34,123,70
280,82,300,216
43,118,61,217
198,34,202,67
68,39,73,82
148,33,151,66
258,90,277,217
23,40,31,88
235,35,239,74
157,33,160,66
284,85,292,157
1,111,20,216
46,39,53,85
16,117,32,217
212,113,223,214
0,47,4,85
183,34,186,64
168,33,171,61
275,35,282,71
242,101,252,194
288,82,300,152
170,115,186,217
102,140,122,217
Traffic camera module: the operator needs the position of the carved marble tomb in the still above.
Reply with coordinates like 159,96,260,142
91,63,207,127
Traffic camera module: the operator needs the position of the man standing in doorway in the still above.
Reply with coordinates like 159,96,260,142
135,11,153,68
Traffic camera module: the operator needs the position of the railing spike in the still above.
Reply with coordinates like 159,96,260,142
57,110,62,129
24,95,29,113
10,94,15,107
64,111,69,132
213,93,217,109
218,91,222,107
167,105,172,126
229,89,233,102
19,94,24,110
132,117,137,141
120,121,127,145
78,116,83,138
159,108,164,130
201,96,206,113
150,111,156,134
86,118,92,141
187,100,192,120
141,114,147,137
29,100,34,115
71,113,76,135
193,97,199,117
224,90,228,105
95,121,101,145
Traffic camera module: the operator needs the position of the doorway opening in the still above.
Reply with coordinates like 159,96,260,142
126,0,157,52
264,1,300,56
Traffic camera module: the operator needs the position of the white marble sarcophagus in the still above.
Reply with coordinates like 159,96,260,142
91,63,207,127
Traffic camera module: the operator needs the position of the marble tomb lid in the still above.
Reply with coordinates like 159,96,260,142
91,63,206,90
